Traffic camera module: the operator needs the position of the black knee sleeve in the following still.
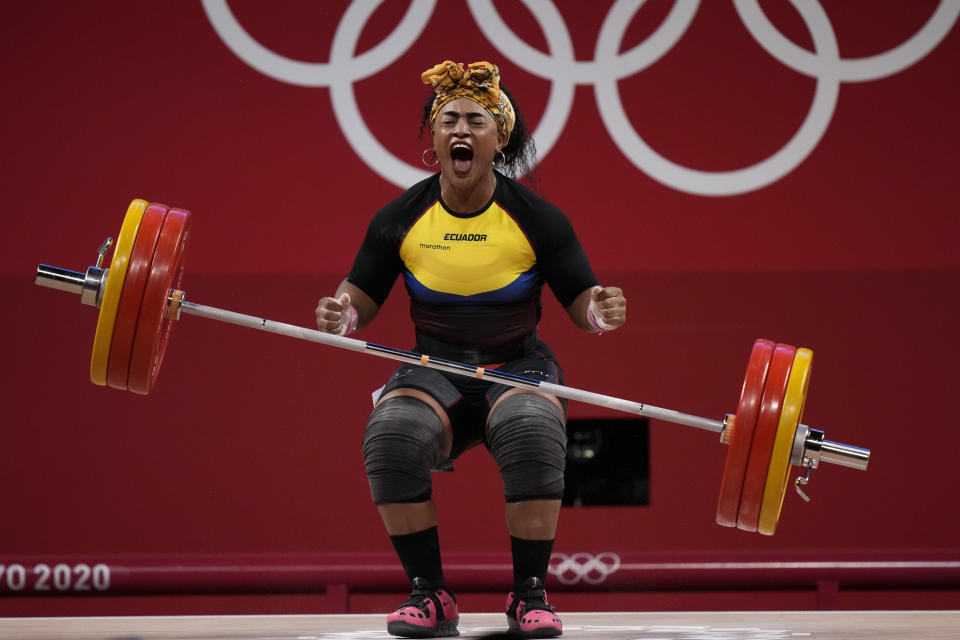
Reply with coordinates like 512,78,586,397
486,394,567,502
362,396,446,504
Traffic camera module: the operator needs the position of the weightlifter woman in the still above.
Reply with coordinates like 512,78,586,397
315,60,627,638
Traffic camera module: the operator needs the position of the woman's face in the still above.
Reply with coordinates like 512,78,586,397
432,97,506,189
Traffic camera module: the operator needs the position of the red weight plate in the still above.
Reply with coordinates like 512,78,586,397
737,343,796,532
106,203,168,390
716,339,775,527
128,208,192,395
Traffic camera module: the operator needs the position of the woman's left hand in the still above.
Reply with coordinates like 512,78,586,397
587,285,627,332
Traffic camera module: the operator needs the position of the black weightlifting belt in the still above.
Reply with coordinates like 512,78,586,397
415,330,539,365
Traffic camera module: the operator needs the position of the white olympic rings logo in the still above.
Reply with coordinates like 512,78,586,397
202,0,959,196
549,552,621,585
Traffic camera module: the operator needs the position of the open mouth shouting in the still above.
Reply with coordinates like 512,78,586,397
450,141,474,176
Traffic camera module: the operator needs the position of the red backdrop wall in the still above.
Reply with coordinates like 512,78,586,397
3,0,959,613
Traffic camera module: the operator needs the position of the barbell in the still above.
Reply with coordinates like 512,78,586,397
35,199,870,535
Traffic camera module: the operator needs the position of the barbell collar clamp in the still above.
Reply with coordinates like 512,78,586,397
82,266,107,307
95,237,113,269
790,422,811,467
801,428,825,469
795,462,814,502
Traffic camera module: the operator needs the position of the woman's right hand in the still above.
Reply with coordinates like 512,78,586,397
315,292,358,335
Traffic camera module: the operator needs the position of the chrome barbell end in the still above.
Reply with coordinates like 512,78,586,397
35,264,107,308
790,427,871,502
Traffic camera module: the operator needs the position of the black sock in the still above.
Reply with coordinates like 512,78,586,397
511,536,555,588
390,526,445,587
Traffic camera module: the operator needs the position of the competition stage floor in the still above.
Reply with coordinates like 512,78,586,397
2,611,959,640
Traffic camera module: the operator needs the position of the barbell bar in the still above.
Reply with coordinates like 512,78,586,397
34,200,871,534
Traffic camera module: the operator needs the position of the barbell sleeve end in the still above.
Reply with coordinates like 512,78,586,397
36,264,85,295
792,434,870,503
820,438,870,471
798,427,870,471
36,264,107,308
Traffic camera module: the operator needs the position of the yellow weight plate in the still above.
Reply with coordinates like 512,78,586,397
90,199,148,386
758,347,813,535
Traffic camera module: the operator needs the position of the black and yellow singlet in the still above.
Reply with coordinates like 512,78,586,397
347,173,598,352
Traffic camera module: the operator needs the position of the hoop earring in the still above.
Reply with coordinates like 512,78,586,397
493,149,506,168
422,148,439,167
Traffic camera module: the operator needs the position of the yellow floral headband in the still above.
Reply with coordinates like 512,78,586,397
421,60,516,145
